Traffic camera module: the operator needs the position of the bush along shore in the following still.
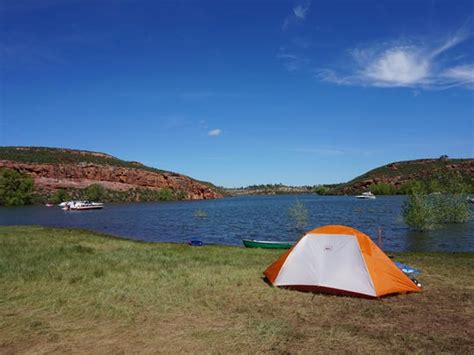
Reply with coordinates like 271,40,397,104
1,226,473,353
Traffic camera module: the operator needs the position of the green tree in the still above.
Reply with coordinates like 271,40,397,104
0,169,35,206
85,184,105,201
314,185,330,195
158,188,174,201
369,183,396,195
50,189,71,204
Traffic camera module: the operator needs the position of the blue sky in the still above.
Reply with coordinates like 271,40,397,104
1,0,473,187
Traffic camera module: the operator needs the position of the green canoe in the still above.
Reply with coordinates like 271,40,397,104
242,239,295,249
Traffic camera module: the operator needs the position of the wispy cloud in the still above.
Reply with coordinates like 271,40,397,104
276,49,310,72
441,64,474,88
0,42,68,69
282,146,376,157
208,129,222,137
180,91,240,100
282,1,311,31
286,147,345,156
293,4,310,19
315,28,474,90
276,53,298,60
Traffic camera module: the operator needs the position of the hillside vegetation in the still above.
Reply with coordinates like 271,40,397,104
333,157,474,195
0,146,168,173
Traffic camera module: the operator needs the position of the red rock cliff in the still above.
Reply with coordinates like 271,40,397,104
0,159,223,200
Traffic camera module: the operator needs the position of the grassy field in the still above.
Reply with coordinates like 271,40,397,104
1,226,473,353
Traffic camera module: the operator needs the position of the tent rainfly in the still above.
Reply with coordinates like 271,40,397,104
264,225,421,298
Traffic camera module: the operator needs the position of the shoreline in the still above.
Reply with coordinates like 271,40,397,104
1,224,473,255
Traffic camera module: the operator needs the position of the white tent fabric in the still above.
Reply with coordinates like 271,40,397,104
273,233,377,297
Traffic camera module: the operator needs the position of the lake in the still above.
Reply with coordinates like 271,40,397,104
1,195,473,252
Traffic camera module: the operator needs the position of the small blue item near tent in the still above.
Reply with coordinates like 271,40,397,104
395,262,421,276
188,239,204,246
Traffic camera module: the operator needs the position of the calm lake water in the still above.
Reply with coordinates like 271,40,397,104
1,195,473,252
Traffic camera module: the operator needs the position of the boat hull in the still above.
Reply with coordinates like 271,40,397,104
242,239,294,249
70,205,104,210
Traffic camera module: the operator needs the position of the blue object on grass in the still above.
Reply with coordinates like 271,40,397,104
188,239,204,246
395,261,421,275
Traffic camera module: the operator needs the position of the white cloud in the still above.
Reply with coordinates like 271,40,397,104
316,30,474,90
282,1,311,31
361,47,430,86
208,129,222,137
293,5,309,19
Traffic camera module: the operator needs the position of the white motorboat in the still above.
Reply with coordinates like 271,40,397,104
62,201,104,210
355,191,376,199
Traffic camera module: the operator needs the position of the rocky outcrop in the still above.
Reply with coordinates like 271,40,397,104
0,159,223,200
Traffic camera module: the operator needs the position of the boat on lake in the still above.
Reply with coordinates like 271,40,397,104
242,239,295,249
355,191,376,199
468,196,474,203
62,201,104,211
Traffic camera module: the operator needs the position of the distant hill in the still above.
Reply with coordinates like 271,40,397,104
0,146,224,202
225,184,314,196
336,157,474,194
225,157,474,196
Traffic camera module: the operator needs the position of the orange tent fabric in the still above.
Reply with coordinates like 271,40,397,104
264,225,421,298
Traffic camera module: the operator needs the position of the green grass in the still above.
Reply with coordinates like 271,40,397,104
1,226,473,353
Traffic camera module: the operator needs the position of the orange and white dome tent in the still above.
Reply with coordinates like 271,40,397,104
264,225,421,298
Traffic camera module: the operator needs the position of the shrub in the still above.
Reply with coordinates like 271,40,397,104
432,194,471,224
402,192,437,230
314,185,330,195
157,188,174,201
0,169,35,206
369,183,396,195
50,189,71,204
174,190,187,200
288,201,309,231
403,188,471,231
85,184,105,201
194,209,208,218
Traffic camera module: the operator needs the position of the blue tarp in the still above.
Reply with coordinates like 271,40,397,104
395,261,421,276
